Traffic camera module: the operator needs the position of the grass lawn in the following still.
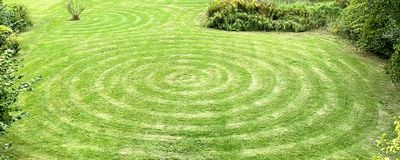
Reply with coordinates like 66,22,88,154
2,0,400,159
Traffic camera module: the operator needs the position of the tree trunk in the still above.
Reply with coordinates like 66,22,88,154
72,15,80,21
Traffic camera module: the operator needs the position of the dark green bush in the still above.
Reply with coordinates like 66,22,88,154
333,0,400,84
307,2,341,28
7,5,32,32
206,0,341,32
0,26,39,133
0,2,36,158
0,0,32,32
0,52,40,135
334,0,400,58
388,44,400,84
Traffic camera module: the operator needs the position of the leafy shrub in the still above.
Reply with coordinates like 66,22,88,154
0,2,36,158
333,0,400,84
307,2,342,28
373,117,400,160
387,44,400,84
206,0,341,32
0,26,12,44
334,0,400,58
0,25,19,56
331,1,365,41
66,0,85,21
0,1,32,33
0,53,40,135
7,5,32,32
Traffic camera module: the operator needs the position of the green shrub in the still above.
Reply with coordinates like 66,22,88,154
0,52,40,135
373,117,400,160
0,25,20,56
307,2,341,28
0,30,39,158
206,0,341,32
0,2,36,158
7,5,32,32
334,0,400,58
0,1,32,33
387,44,400,84
333,0,400,84
332,1,366,41
0,25,12,44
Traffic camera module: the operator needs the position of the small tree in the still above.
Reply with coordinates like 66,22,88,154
66,0,85,21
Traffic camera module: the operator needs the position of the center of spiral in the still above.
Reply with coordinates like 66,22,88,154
165,70,204,87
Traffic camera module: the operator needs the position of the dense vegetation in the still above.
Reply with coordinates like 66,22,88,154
388,45,400,84
334,0,400,84
0,0,37,158
0,0,32,33
206,0,342,32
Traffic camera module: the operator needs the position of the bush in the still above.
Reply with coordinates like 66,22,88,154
332,1,366,41
66,0,85,21
0,25,20,56
373,117,400,160
333,0,400,84
206,0,342,32
387,45,400,84
7,5,32,32
0,52,40,135
0,2,36,158
334,0,400,58
0,1,32,33
307,2,342,28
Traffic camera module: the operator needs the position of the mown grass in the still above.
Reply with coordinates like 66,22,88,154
1,0,399,159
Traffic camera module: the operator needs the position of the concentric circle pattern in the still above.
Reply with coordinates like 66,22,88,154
5,0,398,159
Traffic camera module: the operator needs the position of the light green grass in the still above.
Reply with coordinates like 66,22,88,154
2,0,400,159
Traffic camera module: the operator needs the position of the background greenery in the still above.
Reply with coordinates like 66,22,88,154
0,0,37,158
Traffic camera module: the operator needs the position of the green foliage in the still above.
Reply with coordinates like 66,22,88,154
0,25,39,135
334,0,349,8
333,0,400,84
307,2,342,28
66,0,85,21
334,0,400,58
387,44,400,84
0,3,36,157
7,5,32,33
0,52,40,135
206,0,342,32
0,25,39,160
373,117,400,160
0,25,19,56
0,0,32,33
331,1,366,41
